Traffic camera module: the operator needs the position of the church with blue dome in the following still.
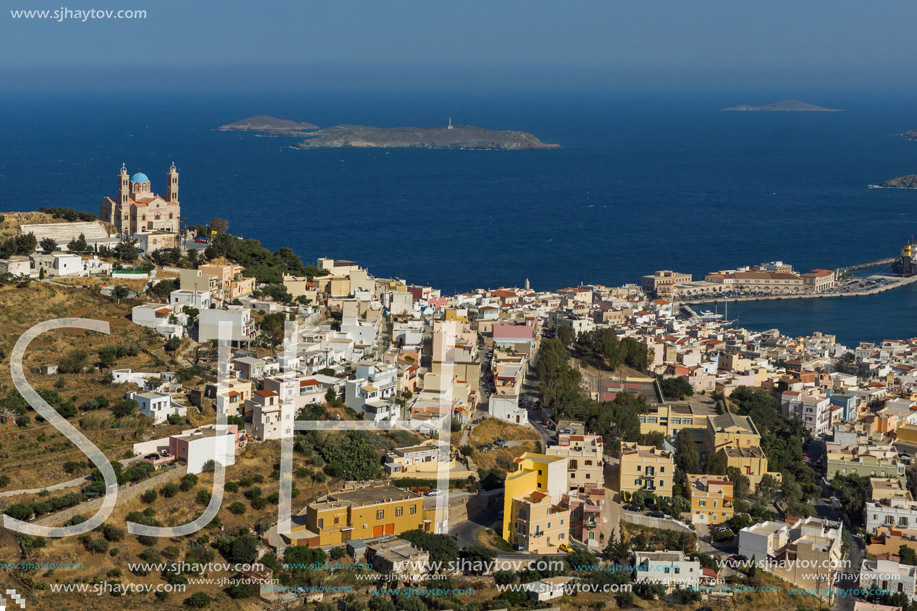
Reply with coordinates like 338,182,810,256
99,163,182,250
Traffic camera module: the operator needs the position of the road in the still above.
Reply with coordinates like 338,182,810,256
449,503,502,549
831,533,864,611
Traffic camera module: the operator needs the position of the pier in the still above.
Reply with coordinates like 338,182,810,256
836,257,896,275
683,274,917,305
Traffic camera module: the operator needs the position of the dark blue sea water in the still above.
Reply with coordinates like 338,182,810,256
1,90,917,346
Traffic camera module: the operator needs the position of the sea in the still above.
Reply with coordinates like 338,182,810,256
1,88,917,347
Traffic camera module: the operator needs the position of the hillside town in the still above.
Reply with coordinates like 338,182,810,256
0,168,916,610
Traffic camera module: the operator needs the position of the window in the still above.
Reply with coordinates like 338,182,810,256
699,500,706,507
396,507,403,517
318,519,324,528
660,466,665,473
659,480,664,486
409,505,416,515
376,510,384,520
334,516,339,525
636,465,642,472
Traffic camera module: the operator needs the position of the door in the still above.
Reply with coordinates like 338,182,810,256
372,525,384,537
385,523,395,535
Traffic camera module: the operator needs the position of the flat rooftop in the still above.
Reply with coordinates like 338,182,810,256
324,485,418,507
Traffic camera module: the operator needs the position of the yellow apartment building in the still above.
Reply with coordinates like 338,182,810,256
705,412,762,454
506,490,571,554
718,445,781,491
288,485,426,547
638,401,716,448
502,453,569,550
687,474,734,525
546,433,604,491
618,441,674,500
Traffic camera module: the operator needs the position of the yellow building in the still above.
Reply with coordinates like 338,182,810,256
687,474,734,525
288,485,426,547
717,446,781,491
618,441,674,500
502,453,569,551
506,490,571,554
637,401,716,448
705,412,761,454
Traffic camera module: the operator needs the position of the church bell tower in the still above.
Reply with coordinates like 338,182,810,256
166,162,179,203
118,163,130,206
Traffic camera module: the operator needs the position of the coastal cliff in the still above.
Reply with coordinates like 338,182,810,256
875,174,917,189
292,124,559,150
218,115,318,136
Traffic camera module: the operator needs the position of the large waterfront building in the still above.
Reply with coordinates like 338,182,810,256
641,270,692,298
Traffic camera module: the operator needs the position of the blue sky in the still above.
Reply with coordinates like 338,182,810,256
2,0,916,91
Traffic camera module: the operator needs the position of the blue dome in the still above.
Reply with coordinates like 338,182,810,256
130,172,149,184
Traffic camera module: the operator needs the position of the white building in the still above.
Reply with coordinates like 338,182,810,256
860,555,917,603
341,315,378,349
170,289,212,311
345,362,397,413
389,291,414,316
364,398,399,424
521,577,573,602
128,390,186,424
384,441,450,475
198,307,256,345
781,391,836,437
249,389,294,442
169,425,238,474
82,256,112,276
866,497,917,533
738,521,790,564
632,550,700,592
0,256,31,276
488,394,527,425
131,303,186,339
30,253,83,277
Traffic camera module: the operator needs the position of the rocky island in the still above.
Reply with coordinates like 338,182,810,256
291,123,558,150
897,130,917,141
218,115,318,137
722,99,841,112
874,174,917,189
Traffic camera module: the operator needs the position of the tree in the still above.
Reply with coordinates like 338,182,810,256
398,529,459,564
186,592,211,608
114,239,139,262
726,467,750,498
67,233,88,254
260,312,286,348
660,376,694,400
39,237,57,254
209,218,229,234
112,399,138,418
59,349,89,374
112,285,131,300
164,337,182,353
703,450,728,475
556,325,575,346
674,429,700,474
